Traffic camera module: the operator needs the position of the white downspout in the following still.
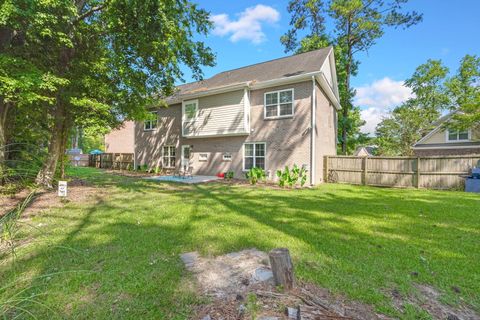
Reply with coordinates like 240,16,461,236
133,121,137,170
311,76,316,185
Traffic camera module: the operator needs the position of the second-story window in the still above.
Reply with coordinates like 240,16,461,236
447,129,469,141
264,89,294,119
182,99,198,135
144,111,157,131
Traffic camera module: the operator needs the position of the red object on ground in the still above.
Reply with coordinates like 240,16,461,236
217,172,225,178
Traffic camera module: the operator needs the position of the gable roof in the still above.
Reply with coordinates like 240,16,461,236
353,146,377,156
413,112,454,146
166,47,335,104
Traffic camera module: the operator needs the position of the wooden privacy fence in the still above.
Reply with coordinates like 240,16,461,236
88,153,134,170
324,155,480,189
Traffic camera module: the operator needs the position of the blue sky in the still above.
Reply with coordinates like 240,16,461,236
181,1,480,134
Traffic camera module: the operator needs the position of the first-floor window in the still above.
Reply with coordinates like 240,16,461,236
244,143,265,170
162,146,176,168
447,129,469,141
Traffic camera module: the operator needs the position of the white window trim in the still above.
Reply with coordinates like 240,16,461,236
445,129,471,143
162,145,176,169
264,88,295,119
182,99,199,136
144,111,158,131
242,142,266,171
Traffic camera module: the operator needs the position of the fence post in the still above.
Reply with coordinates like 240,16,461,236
362,156,368,186
416,157,421,188
324,156,329,182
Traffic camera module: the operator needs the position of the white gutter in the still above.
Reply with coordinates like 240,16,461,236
412,145,480,150
249,71,322,90
310,76,316,185
167,82,250,104
167,71,327,105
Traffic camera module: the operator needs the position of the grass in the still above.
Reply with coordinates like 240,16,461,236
1,167,479,319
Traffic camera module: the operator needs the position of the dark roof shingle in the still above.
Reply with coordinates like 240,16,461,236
170,47,331,99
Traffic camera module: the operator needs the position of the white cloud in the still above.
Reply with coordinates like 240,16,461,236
354,77,413,135
211,5,280,44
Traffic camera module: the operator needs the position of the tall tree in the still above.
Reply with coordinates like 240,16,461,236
281,0,422,154
445,54,480,130
1,0,215,187
375,59,449,155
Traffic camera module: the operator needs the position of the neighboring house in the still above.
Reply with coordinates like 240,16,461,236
105,121,135,153
353,146,376,157
112,47,339,185
412,113,480,156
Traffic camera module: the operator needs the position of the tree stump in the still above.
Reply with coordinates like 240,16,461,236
269,248,295,290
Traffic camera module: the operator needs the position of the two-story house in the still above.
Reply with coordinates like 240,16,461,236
412,113,480,156
109,47,340,185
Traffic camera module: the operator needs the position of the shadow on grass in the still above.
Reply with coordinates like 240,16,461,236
2,167,479,318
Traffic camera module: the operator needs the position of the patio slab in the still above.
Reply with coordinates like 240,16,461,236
144,175,220,184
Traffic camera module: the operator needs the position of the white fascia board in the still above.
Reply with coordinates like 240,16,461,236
413,126,442,146
413,113,456,146
319,47,340,101
167,82,250,104
412,144,480,150
183,132,250,139
316,73,341,110
249,71,321,90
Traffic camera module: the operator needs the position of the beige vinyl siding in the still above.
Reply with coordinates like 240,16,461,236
183,90,247,137
321,57,333,89
422,129,449,144
420,126,480,145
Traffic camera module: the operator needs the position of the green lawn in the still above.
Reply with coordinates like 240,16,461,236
1,167,479,319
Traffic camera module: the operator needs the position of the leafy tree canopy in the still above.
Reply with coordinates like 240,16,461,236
281,0,422,154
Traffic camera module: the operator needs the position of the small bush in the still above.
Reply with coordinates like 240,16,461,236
276,164,308,188
224,171,234,180
245,167,266,185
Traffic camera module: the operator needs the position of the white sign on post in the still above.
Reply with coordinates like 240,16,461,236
58,181,68,197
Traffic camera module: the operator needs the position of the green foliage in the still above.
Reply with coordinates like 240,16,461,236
276,164,308,188
137,164,149,172
2,167,480,318
0,0,216,186
376,55,479,155
245,167,266,185
445,54,480,130
282,0,422,153
224,171,234,180
245,293,259,320
375,102,432,156
375,59,449,155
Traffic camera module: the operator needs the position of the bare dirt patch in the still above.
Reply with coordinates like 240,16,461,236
0,178,106,218
390,284,479,320
182,249,392,320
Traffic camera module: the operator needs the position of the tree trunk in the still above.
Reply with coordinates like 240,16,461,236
35,101,66,188
341,17,353,155
341,60,350,155
59,117,69,179
0,100,10,185
269,248,295,290
0,100,9,165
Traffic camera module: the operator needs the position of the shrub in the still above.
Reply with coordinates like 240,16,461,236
276,164,308,188
224,171,234,180
245,167,266,185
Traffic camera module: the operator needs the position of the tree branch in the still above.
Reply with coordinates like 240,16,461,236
75,1,109,23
